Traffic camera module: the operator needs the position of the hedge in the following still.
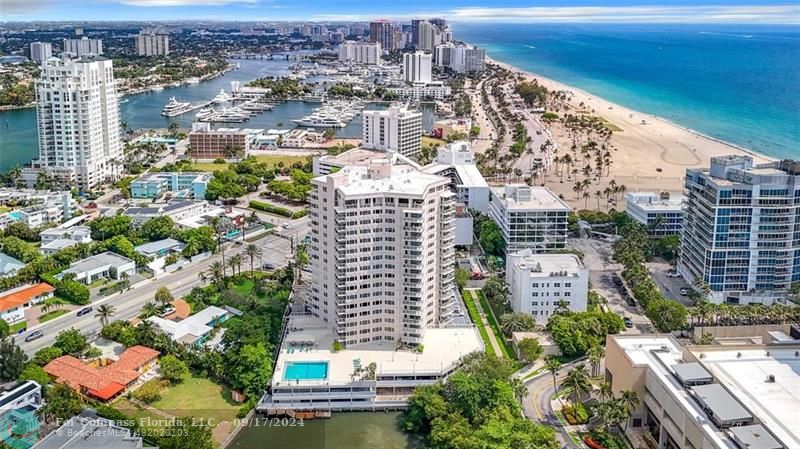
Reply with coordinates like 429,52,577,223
249,200,308,219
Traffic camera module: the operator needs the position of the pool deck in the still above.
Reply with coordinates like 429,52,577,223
272,314,484,388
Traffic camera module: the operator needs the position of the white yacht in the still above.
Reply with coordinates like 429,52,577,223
195,106,215,120
161,97,192,117
291,115,346,128
213,89,232,104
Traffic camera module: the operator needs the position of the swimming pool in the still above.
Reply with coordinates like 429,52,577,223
283,362,329,381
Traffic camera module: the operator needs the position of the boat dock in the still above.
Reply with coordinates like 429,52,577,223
161,99,214,117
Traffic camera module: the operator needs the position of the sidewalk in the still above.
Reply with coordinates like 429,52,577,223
465,288,505,357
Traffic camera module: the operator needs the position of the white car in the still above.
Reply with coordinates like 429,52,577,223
666,271,681,278
160,306,176,317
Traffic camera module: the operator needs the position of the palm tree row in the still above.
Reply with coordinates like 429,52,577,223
689,301,800,329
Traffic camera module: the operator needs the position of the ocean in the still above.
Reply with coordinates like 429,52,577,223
455,23,800,160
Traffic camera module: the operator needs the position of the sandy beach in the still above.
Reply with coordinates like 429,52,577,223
485,57,773,206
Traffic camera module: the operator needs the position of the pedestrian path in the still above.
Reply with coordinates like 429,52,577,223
466,288,505,357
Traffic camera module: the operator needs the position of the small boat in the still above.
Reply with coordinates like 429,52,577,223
161,97,192,117
302,95,324,103
119,99,129,104
186,77,200,85
152,86,164,92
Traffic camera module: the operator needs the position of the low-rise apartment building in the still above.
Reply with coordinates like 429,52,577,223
188,123,261,160
625,192,685,237
488,185,571,253
131,171,211,199
423,141,490,213
124,200,211,226
506,249,588,323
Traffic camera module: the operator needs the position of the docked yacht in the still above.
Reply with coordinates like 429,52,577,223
213,89,232,104
195,106,215,120
292,115,346,128
161,97,192,117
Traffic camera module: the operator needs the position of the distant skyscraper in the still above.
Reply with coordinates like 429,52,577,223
338,41,381,64
369,20,394,51
62,37,102,57
34,57,122,189
678,155,800,305
308,160,458,346
411,19,423,47
416,21,444,52
135,30,170,56
362,105,423,157
30,42,52,64
403,51,432,84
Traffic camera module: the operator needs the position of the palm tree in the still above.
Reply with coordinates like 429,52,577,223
95,304,116,327
587,344,604,378
41,301,62,314
598,381,614,404
244,244,262,278
154,286,174,308
544,355,562,394
135,320,159,347
228,253,243,278
499,312,535,336
140,301,159,319
620,390,640,431
207,261,226,289
210,217,226,269
563,364,591,405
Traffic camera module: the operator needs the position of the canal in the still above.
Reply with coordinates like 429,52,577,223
0,56,436,173
226,412,425,449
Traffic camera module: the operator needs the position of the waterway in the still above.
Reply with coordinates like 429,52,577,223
226,412,425,449
0,56,436,172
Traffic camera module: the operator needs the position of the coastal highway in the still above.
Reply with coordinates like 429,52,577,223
16,217,309,356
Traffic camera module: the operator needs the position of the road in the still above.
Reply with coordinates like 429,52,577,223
523,364,580,449
17,217,309,356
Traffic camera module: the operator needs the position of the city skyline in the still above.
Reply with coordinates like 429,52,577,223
3,1,799,23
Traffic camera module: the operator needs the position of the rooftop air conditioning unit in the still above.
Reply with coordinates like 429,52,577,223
766,374,775,383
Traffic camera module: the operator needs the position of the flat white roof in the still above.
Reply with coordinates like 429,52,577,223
690,346,800,449
147,306,229,342
509,251,584,277
491,186,570,211
625,192,685,212
326,164,448,197
273,315,483,387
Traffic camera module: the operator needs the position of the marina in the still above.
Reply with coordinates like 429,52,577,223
292,100,364,128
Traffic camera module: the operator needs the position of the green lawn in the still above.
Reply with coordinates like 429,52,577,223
9,320,27,334
0,206,11,214
152,375,240,424
232,279,254,295
462,290,496,356
476,290,515,359
422,136,447,147
88,278,108,289
188,154,310,172
39,309,69,323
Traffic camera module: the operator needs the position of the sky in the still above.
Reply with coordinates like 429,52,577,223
2,0,800,23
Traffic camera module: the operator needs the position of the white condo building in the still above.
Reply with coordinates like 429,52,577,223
416,21,449,52
434,43,486,73
135,30,170,56
488,185,571,252
30,42,52,64
338,41,380,65
403,51,432,85
423,141,490,213
62,37,103,57
678,155,800,305
506,249,589,323
34,57,122,189
625,192,685,237
361,105,422,158
308,160,458,347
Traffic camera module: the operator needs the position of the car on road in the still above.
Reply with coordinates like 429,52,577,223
262,263,275,270
24,330,44,342
624,317,634,328
282,223,290,229
666,270,681,278
160,306,176,317
679,287,690,296
626,297,636,307
77,307,93,317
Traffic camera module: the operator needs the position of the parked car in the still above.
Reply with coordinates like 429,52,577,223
77,307,93,317
160,306,176,317
612,274,624,286
626,297,636,307
624,317,634,328
666,270,681,278
24,330,44,342
282,223,290,229
262,263,276,270
679,287,690,296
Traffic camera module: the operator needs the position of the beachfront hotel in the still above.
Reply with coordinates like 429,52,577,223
488,185,571,253
33,56,122,189
361,105,422,158
678,155,800,305
605,333,799,449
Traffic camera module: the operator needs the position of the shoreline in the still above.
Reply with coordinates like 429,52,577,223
484,55,774,165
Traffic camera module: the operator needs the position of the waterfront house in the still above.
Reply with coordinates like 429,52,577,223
0,381,43,449
33,411,151,449
147,305,231,347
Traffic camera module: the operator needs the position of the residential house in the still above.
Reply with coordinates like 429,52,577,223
33,411,152,449
59,252,136,284
147,306,231,347
134,238,185,259
0,283,55,326
39,226,92,255
0,253,25,278
0,381,43,449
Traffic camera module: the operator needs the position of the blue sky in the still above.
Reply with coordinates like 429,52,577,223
3,0,799,23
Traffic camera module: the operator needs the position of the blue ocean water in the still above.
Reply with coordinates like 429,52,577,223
455,23,800,159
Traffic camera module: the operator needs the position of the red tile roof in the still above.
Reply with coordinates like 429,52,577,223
0,283,55,313
44,345,159,401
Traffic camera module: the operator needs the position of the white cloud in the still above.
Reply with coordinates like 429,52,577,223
115,0,259,6
312,5,800,24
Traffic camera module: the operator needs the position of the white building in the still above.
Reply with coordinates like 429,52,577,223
625,192,685,237
506,249,588,323
60,252,136,284
313,147,414,176
0,283,54,325
124,200,211,226
147,306,231,347
362,105,422,158
30,42,52,64
308,160,458,346
387,83,451,100
39,226,92,255
61,37,103,57
416,21,444,52
606,334,799,449
488,185,571,252
435,43,486,73
135,30,170,56
34,57,122,189
338,41,380,65
679,156,800,305
423,141,490,213
403,51,432,84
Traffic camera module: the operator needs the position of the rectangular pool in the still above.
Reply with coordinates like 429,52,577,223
283,362,329,381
